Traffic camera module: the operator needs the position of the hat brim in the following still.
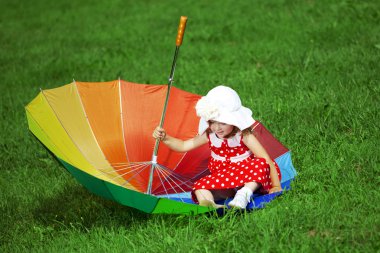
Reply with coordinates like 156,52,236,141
198,106,255,134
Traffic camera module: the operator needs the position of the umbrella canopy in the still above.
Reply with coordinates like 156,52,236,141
25,80,297,214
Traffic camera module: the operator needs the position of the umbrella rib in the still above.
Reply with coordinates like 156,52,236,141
72,80,113,166
155,166,170,198
190,167,210,182
157,167,187,202
171,151,187,171
110,162,129,165
112,161,152,189
121,166,150,188
150,163,192,193
172,147,210,181
155,165,185,202
25,108,75,166
118,164,151,188
40,89,118,185
107,161,152,188
110,163,148,179
156,167,190,202
110,164,133,168
110,162,150,169
158,147,210,194
118,78,131,163
154,166,178,193
95,163,149,191
155,163,192,184
129,161,152,165
154,155,208,189
153,170,194,196
156,164,190,195
160,168,193,189
96,163,148,176
154,162,189,179
110,161,150,166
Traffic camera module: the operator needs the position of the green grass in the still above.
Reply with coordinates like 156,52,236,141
1,0,379,252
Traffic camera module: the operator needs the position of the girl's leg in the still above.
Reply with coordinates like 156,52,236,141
244,182,261,192
195,189,225,208
212,188,236,200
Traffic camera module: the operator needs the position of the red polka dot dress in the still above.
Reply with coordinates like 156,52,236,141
192,132,281,202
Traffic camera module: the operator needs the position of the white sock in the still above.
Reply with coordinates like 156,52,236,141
237,186,253,199
229,186,254,208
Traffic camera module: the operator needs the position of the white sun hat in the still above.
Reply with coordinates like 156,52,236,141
195,85,255,134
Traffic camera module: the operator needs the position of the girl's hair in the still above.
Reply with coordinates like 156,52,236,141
241,127,254,136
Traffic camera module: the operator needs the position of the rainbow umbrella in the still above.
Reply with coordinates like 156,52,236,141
25,17,296,214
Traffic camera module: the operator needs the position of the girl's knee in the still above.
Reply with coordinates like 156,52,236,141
194,189,213,200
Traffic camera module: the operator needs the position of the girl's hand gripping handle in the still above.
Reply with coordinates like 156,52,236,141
153,126,167,141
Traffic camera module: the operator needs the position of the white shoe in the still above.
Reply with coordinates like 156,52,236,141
228,188,252,209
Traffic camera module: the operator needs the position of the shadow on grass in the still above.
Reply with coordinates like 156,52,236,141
33,184,151,231
27,137,151,230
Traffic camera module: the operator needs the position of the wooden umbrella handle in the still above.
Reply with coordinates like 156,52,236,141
175,16,188,46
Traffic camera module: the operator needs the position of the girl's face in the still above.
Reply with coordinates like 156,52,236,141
209,121,234,139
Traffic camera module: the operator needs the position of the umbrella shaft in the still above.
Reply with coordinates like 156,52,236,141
168,46,180,85
152,46,180,157
148,46,180,194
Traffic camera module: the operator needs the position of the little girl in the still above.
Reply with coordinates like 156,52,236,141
153,86,282,209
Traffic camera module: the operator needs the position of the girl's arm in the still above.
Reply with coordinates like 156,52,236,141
242,133,282,193
153,126,208,152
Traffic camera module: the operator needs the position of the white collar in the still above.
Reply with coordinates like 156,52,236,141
209,132,242,148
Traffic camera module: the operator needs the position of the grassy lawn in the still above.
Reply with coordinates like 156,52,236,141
1,0,379,252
